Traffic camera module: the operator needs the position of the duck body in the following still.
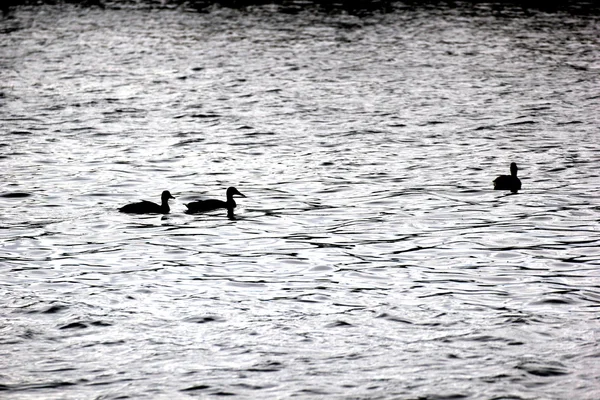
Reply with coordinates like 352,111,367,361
493,163,521,193
185,187,245,214
119,190,175,214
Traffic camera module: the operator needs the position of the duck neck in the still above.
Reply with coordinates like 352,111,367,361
162,199,170,212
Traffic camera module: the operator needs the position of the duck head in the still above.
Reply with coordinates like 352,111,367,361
161,190,176,201
226,187,246,199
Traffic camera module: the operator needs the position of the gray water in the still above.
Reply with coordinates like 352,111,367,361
1,3,599,399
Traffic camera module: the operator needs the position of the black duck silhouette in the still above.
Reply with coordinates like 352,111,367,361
493,163,521,193
119,190,175,214
185,187,245,214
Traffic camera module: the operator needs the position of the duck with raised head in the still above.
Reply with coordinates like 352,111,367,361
493,163,521,193
119,190,175,214
185,187,246,214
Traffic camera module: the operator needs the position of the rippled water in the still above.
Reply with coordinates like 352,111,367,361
1,3,599,399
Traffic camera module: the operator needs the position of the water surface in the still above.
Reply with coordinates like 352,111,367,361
1,3,599,399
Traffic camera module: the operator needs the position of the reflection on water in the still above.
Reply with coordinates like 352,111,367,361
1,2,599,399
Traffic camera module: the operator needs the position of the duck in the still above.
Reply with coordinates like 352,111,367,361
185,187,246,214
493,162,521,193
119,190,175,214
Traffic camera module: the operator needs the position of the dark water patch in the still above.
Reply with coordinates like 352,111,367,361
184,316,222,324
2,0,597,15
59,320,111,330
66,125,97,132
326,320,353,328
505,119,538,126
234,382,274,390
173,138,206,147
213,391,236,396
58,322,87,330
43,104,66,111
531,297,576,305
0,192,31,198
85,192,119,197
103,108,146,115
557,120,584,125
31,304,69,314
182,384,211,392
468,334,513,343
247,360,284,372
243,131,276,137
291,296,322,304
296,388,331,395
422,394,469,400
547,166,567,172
474,125,499,131
189,113,221,118
90,321,113,327
503,316,531,325
516,362,569,377
376,313,413,324
421,120,446,126
175,131,202,137
91,131,115,137
4,381,78,391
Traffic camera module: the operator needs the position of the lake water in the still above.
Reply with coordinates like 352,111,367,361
1,2,599,399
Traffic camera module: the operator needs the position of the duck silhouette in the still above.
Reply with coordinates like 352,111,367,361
119,190,175,214
185,187,246,214
493,163,521,193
